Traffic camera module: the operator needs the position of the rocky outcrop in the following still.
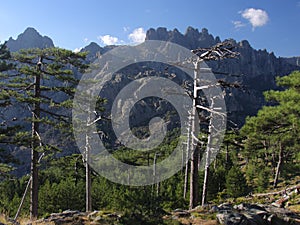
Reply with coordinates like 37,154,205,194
215,203,300,225
282,56,300,67
146,26,220,49
6,27,54,52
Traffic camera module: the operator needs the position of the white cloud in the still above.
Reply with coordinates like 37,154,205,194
232,20,246,29
128,27,146,44
98,35,119,45
241,8,269,30
84,38,89,43
73,47,82,53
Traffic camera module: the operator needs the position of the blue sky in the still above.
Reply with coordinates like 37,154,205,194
0,0,299,57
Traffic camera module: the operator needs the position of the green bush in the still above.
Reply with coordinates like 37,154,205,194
226,166,248,198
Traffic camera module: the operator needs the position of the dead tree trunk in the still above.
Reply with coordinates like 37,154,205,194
201,131,212,206
201,99,215,206
189,61,200,210
183,114,192,199
273,141,283,188
85,116,92,212
189,146,199,209
201,148,210,206
14,153,44,221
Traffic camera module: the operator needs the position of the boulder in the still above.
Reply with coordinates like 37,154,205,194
216,203,300,225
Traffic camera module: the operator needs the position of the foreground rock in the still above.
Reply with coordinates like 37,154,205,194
216,203,300,225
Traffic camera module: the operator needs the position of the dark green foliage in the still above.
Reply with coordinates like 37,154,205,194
256,167,270,192
226,166,248,198
241,71,300,187
0,47,89,151
0,42,13,72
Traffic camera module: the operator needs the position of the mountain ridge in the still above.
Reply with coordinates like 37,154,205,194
5,26,300,60
4,26,300,126
2,27,300,176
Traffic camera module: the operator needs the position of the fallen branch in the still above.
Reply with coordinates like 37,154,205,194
253,184,300,198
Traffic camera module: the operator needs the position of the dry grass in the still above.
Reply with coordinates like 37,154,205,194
178,217,218,225
288,204,300,214
0,214,9,224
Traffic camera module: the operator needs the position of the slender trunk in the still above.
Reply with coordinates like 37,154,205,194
189,146,199,209
201,145,211,206
15,177,31,221
202,119,212,206
85,131,92,212
183,114,192,199
201,97,215,206
153,152,161,196
183,157,189,199
15,153,44,221
189,61,200,210
225,141,229,168
86,163,92,211
273,141,283,188
30,60,42,220
202,165,209,206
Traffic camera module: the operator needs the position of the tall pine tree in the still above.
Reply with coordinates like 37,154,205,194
0,47,88,219
241,71,300,188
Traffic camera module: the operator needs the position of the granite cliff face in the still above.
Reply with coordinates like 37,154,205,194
4,27,300,130
6,27,54,52
146,26,220,49
144,27,300,125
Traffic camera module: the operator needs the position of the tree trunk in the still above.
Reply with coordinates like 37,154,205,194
85,131,92,212
183,114,192,199
15,153,44,221
30,60,42,220
201,160,210,206
273,141,283,188
189,146,199,209
189,60,200,210
15,177,31,221
86,163,92,211
183,154,189,199
225,141,229,168
201,119,212,206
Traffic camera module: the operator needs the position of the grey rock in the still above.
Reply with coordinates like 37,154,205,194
93,216,103,222
210,205,220,213
6,27,54,52
217,203,300,225
146,26,219,49
172,209,190,217
218,203,233,211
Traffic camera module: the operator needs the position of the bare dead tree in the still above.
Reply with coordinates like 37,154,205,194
187,41,239,209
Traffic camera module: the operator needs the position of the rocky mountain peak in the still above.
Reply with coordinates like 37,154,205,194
239,40,251,48
82,42,102,54
6,27,54,52
146,26,219,49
